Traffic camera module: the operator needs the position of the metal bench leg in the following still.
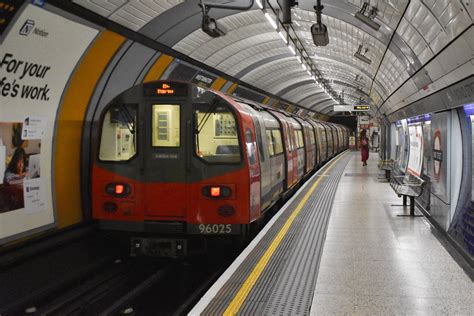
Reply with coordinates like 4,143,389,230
398,196,423,217
403,195,407,206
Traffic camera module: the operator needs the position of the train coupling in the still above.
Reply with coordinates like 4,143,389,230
130,237,187,258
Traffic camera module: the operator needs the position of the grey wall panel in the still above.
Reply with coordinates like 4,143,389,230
387,76,474,122
94,42,157,111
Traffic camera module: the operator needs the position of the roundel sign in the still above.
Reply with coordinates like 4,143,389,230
433,129,443,181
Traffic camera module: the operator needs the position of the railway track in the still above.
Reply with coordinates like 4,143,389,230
1,236,241,316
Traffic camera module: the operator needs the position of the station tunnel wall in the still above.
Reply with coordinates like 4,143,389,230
0,1,472,263
0,3,329,246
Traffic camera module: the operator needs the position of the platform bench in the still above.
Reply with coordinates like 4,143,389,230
378,159,394,181
390,171,425,217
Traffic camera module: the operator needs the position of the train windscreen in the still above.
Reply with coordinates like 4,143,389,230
99,104,137,161
194,102,241,164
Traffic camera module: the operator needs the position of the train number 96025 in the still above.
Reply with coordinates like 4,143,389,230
198,224,232,234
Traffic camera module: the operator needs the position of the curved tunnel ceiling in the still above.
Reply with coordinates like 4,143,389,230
74,0,473,118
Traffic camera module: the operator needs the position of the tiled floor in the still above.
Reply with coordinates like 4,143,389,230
311,152,474,315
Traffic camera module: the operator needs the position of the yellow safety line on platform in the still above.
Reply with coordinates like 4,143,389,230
143,54,174,83
223,152,347,315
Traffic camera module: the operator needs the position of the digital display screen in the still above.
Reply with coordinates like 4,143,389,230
144,82,188,97
353,105,369,111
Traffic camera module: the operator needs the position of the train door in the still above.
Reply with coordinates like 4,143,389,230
144,100,188,218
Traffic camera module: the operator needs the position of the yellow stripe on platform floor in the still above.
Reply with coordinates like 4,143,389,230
223,152,347,315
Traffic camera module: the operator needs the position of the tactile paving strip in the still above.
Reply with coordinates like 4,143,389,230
201,153,350,315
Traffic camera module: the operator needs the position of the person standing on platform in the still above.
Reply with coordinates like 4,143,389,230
360,129,369,166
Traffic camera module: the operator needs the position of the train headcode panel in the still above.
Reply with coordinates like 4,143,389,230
143,82,189,97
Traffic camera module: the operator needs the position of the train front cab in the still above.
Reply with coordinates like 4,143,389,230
92,82,260,255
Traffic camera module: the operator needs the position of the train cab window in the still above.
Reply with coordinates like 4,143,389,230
266,130,275,156
297,130,304,148
194,103,241,163
152,104,180,147
99,104,137,161
272,129,284,154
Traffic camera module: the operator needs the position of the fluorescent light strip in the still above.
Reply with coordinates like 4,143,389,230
288,45,296,55
264,12,277,29
256,0,263,9
307,70,312,76
296,55,301,63
278,31,287,44
301,63,307,70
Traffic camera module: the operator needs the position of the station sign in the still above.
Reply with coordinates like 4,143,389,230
333,105,370,112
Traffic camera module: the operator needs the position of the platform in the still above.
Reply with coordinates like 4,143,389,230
189,152,474,315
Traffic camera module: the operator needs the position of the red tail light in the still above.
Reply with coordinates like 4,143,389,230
106,183,131,197
115,184,124,195
210,187,221,197
202,185,232,198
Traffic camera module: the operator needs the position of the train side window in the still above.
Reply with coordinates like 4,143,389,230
152,104,180,147
309,130,316,145
297,130,304,148
272,129,284,154
99,104,137,162
266,130,275,156
245,129,256,165
253,119,265,162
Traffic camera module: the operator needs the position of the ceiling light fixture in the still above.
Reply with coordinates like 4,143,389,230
354,44,372,64
278,31,288,44
288,44,296,55
265,12,278,29
355,2,380,31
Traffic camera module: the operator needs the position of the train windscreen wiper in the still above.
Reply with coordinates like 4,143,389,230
197,98,219,134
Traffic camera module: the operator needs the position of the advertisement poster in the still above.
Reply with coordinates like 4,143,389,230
399,119,409,172
0,4,98,242
407,124,424,176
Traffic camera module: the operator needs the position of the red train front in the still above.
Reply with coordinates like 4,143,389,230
91,81,259,256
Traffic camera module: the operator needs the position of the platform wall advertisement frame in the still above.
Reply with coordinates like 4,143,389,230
0,4,98,242
407,124,424,176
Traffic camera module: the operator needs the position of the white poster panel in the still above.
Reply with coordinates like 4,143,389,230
0,5,98,241
407,124,424,176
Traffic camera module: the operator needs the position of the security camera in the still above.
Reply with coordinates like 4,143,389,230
311,23,329,46
202,14,226,38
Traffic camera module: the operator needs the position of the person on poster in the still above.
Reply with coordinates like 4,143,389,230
360,129,369,166
3,148,27,185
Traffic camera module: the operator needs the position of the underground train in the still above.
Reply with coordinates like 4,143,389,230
91,81,349,256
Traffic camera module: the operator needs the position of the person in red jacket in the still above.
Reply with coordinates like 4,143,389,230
360,129,369,166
